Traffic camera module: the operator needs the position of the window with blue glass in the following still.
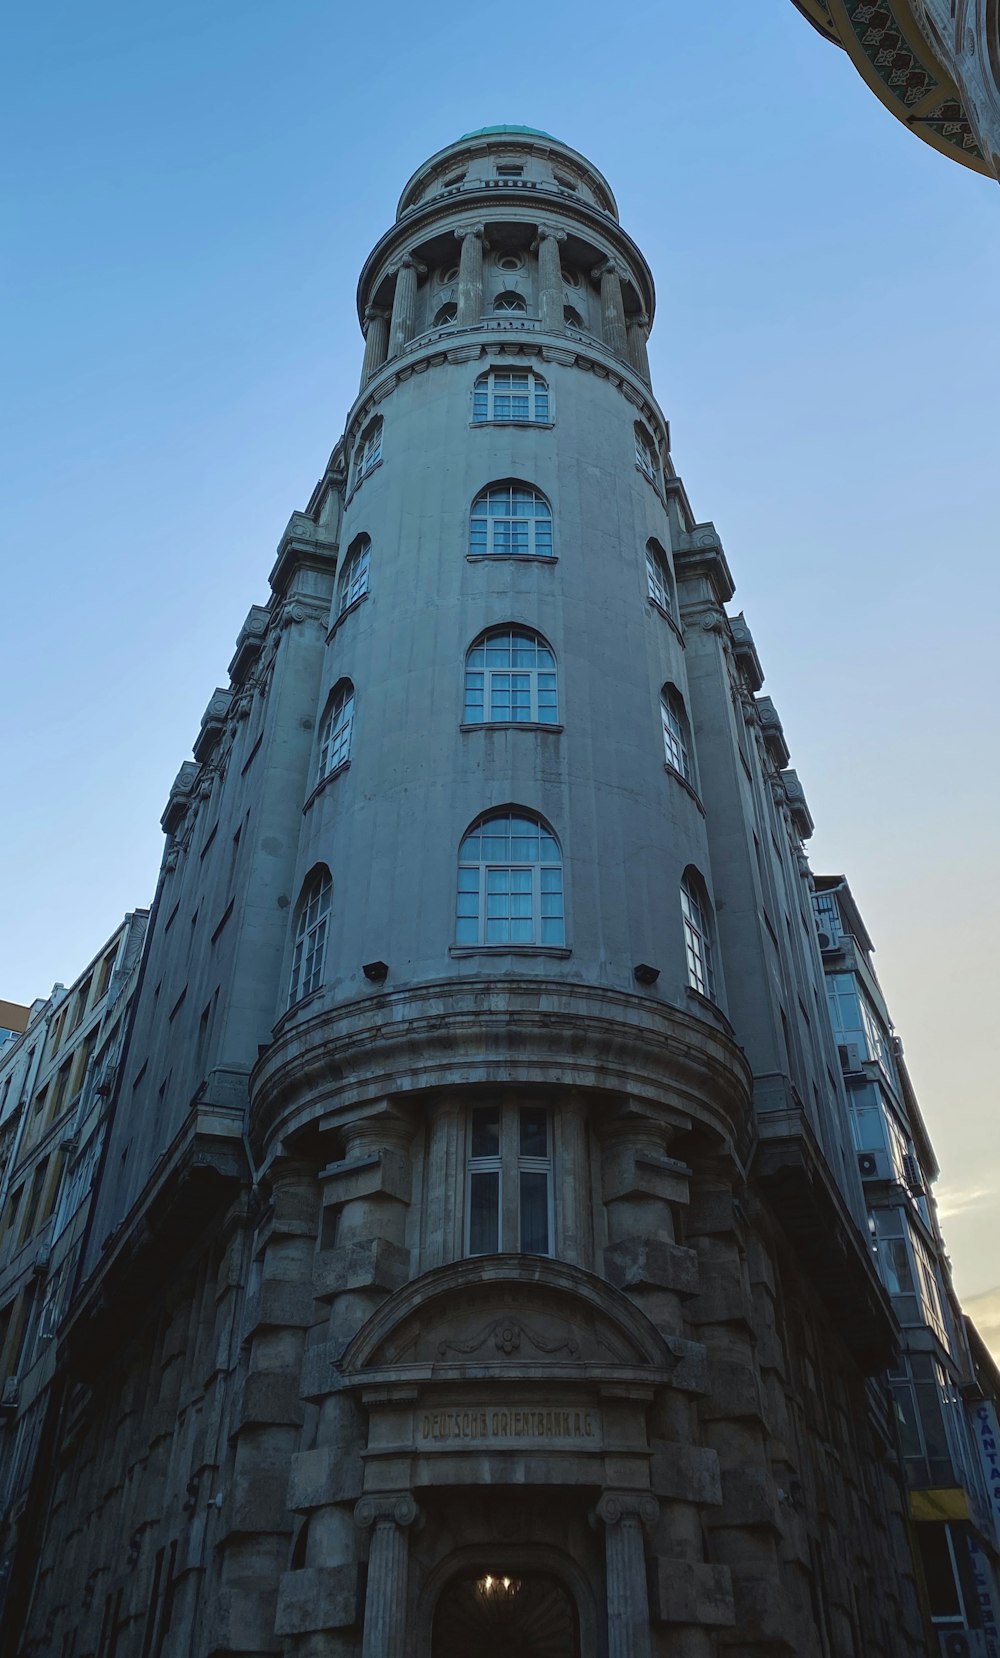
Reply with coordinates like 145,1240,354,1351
464,627,558,724
456,810,564,946
466,1101,553,1255
473,368,549,424
469,483,553,558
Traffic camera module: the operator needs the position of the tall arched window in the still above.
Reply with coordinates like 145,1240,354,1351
464,627,558,725
456,811,564,946
337,535,371,616
645,539,675,618
473,368,549,424
352,418,382,486
493,291,527,313
289,866,332,1004
317,680,354,780
469,484,553,559
660,685,692,782
680,870,715,999
634,422,659,485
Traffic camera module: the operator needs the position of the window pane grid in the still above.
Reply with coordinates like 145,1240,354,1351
681,879,715,999
466,1104,552,1256
338,540,371,614
318,685,354,778
661,692,691,780
456,812,564,946
289,871,332,1004
470,485,552,557
646,544,674,615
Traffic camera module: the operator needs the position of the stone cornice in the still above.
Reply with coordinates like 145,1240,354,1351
249,977,752,1167
341,327,670,458
356,191,655,330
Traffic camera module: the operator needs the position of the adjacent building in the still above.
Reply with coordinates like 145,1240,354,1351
791,0,1000,181
0,912,149,1632
2,126,997,1656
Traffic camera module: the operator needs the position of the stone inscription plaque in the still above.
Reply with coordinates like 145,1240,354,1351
420,1405,599,1445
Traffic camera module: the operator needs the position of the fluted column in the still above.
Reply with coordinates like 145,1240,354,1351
593,259,628,356
355,1494,420,1658
627,313,651,384
388,256,425,357
360,305,389,385
533,224,566,331
597,1492,658,1658
454,226,487,325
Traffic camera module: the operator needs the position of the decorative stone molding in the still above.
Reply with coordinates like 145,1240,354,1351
354,1492,421,1531
192,688,234,764
755,696,790,769
780,768,814,840
728,611,764,691
227,604,270,686
160,761,200,834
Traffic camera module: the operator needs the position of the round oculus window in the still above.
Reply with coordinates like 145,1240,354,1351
560,267,580,288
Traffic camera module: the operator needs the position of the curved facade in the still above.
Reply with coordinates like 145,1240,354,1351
12,128,994,1658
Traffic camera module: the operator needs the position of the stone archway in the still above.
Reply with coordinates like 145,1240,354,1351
432,1568,579,1657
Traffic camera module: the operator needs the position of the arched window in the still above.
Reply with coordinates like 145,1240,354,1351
680,870,715,999
563,305,584,329
464,627,558,725
289,866,332,1004
353,418,382,486
317,680,354,780
337,535,370,616
473,367,549,425
645,539,675,618
456,810,564,947
660,685,692,781
494,291,527,313
634,422,659,484
433,303,457,326
469,484,553,559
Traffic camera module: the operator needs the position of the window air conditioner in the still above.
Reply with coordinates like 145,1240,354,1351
816,929,833,951
838,1043,864,1073
857,1150,892,1181
939,1631,986,1658
902,1153,925,1196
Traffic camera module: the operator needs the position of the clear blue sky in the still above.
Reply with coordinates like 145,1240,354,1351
2,3,998,1316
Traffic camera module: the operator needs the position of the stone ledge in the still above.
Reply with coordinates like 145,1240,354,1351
288,1445,364,1512
274,1565,361,1635
232,1371,304,1432
649,1442,722,1505
648,1559,734,1626
699,1356,764,1423
319,1148,411,1208
707,1466,782,1533
314,1237,410,1299
603,1237,699,1298
242,1279,317,1334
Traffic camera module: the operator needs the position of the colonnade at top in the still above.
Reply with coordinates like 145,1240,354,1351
359,220,651,389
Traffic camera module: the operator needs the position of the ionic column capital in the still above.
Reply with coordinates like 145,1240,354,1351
355,1493,422,1531
591,258,627,283
364,303,388,324
454,224,488,245
595,1491,659,1530
532,224,567,249
395,254,427,276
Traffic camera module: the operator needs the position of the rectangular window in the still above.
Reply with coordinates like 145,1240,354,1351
465,1103,552,1256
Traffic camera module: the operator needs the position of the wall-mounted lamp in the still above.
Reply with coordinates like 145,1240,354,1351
633,963,660,986
362,960,389,983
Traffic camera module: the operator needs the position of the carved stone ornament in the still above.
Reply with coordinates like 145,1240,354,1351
595,1491,659,1528
354,1493,421,1530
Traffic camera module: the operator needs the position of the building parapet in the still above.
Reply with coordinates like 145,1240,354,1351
160,761,200,834
755,696,790,769
780,768,814,840
192,689,235,764
228,604,271,686
728,613,763,691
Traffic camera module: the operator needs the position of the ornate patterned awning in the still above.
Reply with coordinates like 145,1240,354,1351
790,0,991,174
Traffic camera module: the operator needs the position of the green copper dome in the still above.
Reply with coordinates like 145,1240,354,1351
459,124,556,140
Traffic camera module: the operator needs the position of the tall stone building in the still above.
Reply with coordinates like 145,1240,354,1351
6,127,999,1657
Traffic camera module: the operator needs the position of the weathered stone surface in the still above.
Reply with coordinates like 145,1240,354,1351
648,1558,735,1626
233,1371,304,1430
274,1564,360,1634
604,1237,699,1297
649,1441,722,1506
699,1356,764,1422
205,1585,280,1653
288,1445,364,1511
707,1466,781,1532
242,1278,317,1333
229,1468,293,1533
314,1237,410,1298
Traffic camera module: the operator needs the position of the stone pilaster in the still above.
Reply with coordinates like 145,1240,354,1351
597,1492,658,1658
687,1171,791,1655
454,226,486,326
593,259,628,356
359,306,388,385
627,313,651,383
388,256,425,357
216,1159,319,1652
533,224,567,331
354,1494,420,1658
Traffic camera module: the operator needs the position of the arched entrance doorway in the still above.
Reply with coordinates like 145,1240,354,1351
432,1569,579,1657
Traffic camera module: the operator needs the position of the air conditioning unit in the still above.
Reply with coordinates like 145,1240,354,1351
816,929,833,950
31,1245,51,1276
902,1153,925,1196
838,1043,864,1073
1,1377,20,1410
938,1630,987,1658
858,1149,892,1181
891,1035,905,1058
